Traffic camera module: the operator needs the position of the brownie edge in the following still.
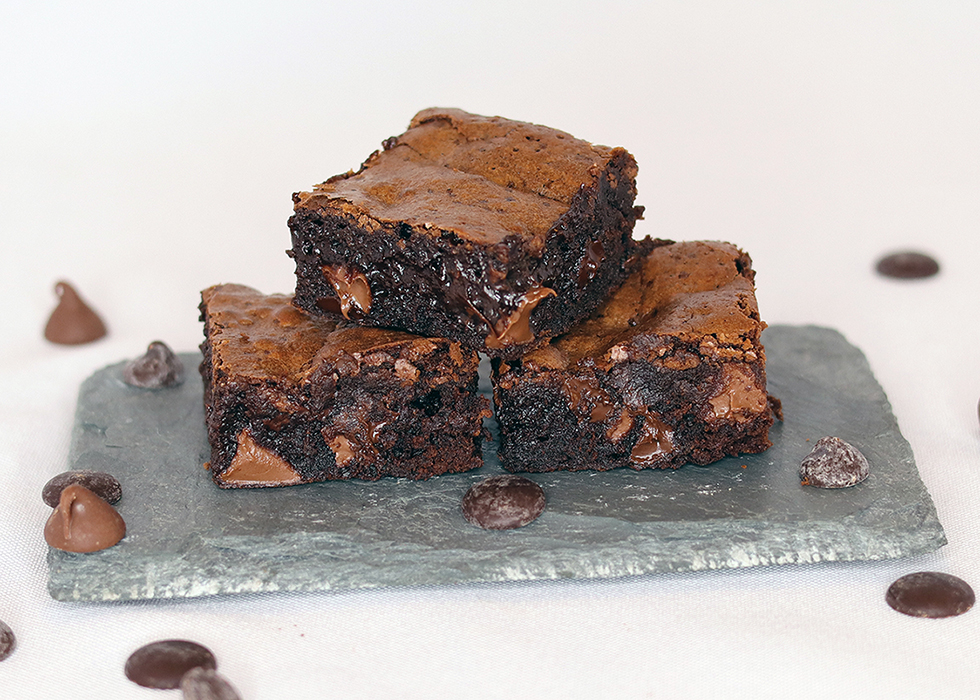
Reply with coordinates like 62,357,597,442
199,284,490,485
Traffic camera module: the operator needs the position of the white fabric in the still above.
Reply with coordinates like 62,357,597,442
2,2,979,697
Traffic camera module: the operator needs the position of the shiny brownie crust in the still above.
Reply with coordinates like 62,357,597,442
288,108,645,359
492,241,774,473
199,284,490,486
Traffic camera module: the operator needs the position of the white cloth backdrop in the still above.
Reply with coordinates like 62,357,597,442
2,2,979,697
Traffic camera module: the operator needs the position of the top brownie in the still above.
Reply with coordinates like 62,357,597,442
288,108,645,359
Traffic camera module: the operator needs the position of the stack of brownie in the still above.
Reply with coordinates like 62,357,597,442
199,108,774,487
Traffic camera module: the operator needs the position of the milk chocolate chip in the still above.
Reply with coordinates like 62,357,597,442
800,436,870,488
43,281,107,344
125,640,217,689
42,470,122,508
43,484,126,553
123,341,185,388
875,251,940,279
462,475,546,530
180,667,242,700
886,572,975,618
0,619,15,662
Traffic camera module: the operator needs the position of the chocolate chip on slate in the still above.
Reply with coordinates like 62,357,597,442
123,341,185,389
800,436,870,488
875,251,940,279
43,280,107,345
462,475,546,530
886,572,975,618
43,484,126,553
0,619,15,662
125,640,217,689
42,470,122,508
180,667,242,700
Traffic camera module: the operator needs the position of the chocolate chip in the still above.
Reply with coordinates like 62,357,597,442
43,281,107,345
125,640,217,689
123,341,185,388
180,667,242,700
43,484,126,553
0,619,15,662
42,470,122,508
800,436,870,488
875,251,940,279
462,475,546,530
886,572,975,618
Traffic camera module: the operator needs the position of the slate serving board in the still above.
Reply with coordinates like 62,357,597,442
47,325,946,602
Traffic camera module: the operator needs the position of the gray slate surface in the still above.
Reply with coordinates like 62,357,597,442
47,325,946,601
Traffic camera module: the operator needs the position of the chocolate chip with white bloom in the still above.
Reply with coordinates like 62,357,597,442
0,619,15,661
123,341,185,388
181,667,242,700
800,436,870,488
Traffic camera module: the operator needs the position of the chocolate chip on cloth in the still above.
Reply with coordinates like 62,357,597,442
0,619,15,662
42,470,122,508
43,484,126,553
125,640,217,690
123,340,185,388
886,572,975,618
799,436,870,488
875,251,940,279
462,475,546,530
181,667,242,700
43,280,107,345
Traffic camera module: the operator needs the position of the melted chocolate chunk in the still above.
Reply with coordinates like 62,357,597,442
462,475,546,530
875,251,940,279
0,619,15,662
799,436,870,488
886,572,975,618
42,470,122,508
180,667,242,700
43,484,126,553
43,281,107,345
123,341,185,388
125,640,217,689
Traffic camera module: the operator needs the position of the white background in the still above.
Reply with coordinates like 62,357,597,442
2,1,979,697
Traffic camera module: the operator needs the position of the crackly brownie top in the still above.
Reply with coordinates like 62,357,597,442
293,108,634,247
201,284,460,382
517,241,764,370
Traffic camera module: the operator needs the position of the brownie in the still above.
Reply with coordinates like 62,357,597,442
288,108,645,359
199,284,490,486
491,241,774,473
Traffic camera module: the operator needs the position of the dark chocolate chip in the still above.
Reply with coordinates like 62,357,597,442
43,280,107,345
180,667,242,700
800,436,869,488
875,251,940,279
886,572,975,618
42,470,122,507
462,475,546,530
0,619,15,662
43,484,126,553
125,640,217,689
123,341,185,388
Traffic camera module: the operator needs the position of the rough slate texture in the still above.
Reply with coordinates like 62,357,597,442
47,326,946,601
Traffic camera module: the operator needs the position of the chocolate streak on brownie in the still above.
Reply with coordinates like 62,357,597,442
199,284,490,486
492,241,773,473
288,108,645,359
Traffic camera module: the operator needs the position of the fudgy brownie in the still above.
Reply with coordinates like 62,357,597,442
288,108,645,359
492,241,775,473
199,284,490,486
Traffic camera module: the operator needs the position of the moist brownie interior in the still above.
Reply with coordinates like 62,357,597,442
288,107,646,358
492,240,774,473
199,283,490,486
